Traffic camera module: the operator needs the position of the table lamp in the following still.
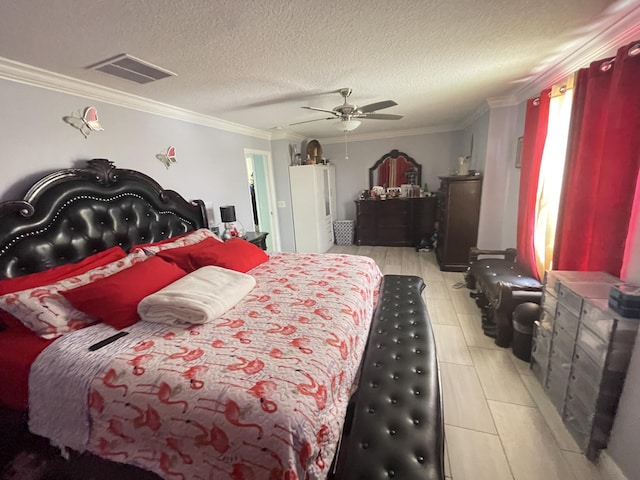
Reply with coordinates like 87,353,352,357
219,205,246,240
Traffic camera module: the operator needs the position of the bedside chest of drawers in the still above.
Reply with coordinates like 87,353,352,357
244,231,268,250
531,271,639,459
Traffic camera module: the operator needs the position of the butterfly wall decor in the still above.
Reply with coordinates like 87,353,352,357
156,146,177,168
63,107,104,138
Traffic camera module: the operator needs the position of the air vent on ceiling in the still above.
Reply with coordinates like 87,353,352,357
87,54,176,84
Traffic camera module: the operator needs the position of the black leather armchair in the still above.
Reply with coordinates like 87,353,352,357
464,248,542,347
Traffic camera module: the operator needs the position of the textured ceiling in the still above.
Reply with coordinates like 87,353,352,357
0,0,636,139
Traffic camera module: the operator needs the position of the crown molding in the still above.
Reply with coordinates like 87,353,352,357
458,101,491,130
459,4,640,129
0,57,273,140
319,123,461,145
511,3,640,103
486,95,519,108
269,130,307,142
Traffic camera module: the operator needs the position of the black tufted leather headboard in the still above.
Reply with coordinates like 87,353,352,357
0,159,207,279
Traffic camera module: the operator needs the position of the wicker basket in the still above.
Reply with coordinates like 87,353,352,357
333,220,355,246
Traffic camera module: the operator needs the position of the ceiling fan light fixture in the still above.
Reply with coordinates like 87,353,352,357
335,119,361,132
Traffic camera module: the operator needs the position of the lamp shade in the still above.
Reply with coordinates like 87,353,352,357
335,119,361,132
220,205,237,223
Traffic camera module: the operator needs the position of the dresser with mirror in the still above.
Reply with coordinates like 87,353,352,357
355,150,436,248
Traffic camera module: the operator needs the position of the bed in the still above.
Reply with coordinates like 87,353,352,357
0,159,443,480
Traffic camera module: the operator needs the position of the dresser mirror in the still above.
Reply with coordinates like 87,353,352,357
369,149,421,189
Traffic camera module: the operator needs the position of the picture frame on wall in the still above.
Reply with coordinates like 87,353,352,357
515,136,524,168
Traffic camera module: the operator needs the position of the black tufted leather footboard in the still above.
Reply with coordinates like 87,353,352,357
331,275,444,480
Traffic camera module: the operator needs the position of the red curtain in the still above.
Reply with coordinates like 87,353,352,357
516,88,551,279
553,41,640,276
621,172,640,282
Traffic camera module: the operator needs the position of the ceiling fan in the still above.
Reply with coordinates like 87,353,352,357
291,88,403,131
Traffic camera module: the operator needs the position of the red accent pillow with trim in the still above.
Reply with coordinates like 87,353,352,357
128,232,189,252
0,252,147,338
155,237,229,272
186,238,269,273
0,246,127,296
130,228,221,255
0,247,128,333
62,256,188,330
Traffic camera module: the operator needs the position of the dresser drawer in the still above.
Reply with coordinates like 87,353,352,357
567,362,600,412
555,302,580,339
531,328,551,385
572,345,603,387
531,353,548,386
568,362,621,418
563,392,593,451
551,325,575,359
546,369,570,414
581,298,639,360
546,348,572,413
577,324,608,366
558,283,584,316
580,299,615,342
535,312,554,340
564,387,613,454
541,291,558,317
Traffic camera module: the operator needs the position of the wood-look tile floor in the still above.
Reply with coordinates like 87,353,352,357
329,245,611,480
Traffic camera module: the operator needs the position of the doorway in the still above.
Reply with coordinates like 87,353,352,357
244,149,279,251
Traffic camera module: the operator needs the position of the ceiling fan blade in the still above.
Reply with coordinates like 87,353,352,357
302,106,338,115
362,113,404,120
289,117,335,126
358,100,397,113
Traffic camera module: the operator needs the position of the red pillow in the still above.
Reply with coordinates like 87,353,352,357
155,237,228,272
61,257,187,330
0,246,127,331
190,238,268,273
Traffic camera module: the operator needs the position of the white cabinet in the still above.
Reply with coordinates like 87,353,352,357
289,164,336,253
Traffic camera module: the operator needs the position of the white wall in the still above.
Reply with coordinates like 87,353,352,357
464,111,490,174
318,131,464,221
475,104,522,249
0,78,271,236
270,139,297,252
608,326,640,480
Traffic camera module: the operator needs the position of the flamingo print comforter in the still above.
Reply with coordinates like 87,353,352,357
29,253,382,480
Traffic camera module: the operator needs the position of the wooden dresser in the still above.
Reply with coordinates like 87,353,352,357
435,175,482,271
354,197,437,247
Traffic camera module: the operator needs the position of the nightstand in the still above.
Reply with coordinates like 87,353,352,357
244,231,268,250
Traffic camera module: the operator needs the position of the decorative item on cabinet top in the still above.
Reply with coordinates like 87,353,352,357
305,139,328,164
